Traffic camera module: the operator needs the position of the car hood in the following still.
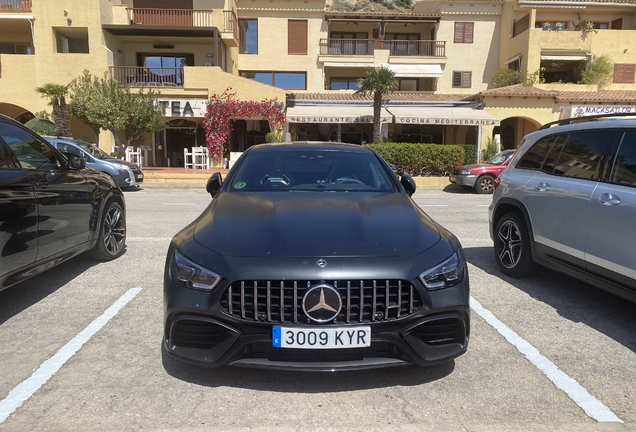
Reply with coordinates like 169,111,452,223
457,163,495,171
192,192,441,258
108,159,138,169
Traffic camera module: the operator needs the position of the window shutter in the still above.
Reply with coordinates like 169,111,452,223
464,22,474,43
454,22,464,43
288,20,307,55
462,71,472,87
614,64,635,83
611,18,623,29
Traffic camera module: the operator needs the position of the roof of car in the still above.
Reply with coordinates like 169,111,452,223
248,141,373,153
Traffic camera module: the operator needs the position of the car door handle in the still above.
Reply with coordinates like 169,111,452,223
535,182,551,192
599,193,621,206
35,180,51,188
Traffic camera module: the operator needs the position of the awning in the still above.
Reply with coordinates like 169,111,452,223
286,105,392,124
541,55,588,61
383,63,443,78
388,106,500,126
323,62,378,68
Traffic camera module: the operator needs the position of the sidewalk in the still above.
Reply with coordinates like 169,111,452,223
141,166,451,188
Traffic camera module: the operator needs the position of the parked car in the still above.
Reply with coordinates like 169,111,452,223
489,115,636,303
0,114,127,291
43,136,144,189
164,142,470,370
449,150,515,194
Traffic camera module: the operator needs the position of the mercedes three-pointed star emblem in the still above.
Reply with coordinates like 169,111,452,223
302,284,342,322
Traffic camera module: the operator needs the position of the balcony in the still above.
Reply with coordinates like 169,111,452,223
0,0,31,11
319,39,446,58
110,66,184,88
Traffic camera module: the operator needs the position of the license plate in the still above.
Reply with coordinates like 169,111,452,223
272,326,371,349
136,175,143,180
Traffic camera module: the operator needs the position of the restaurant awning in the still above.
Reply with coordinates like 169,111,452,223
383,64,443,78
388,106,500,126
286,105,392,124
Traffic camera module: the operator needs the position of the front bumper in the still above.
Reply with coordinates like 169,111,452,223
449,174,477,187
164,274,470,370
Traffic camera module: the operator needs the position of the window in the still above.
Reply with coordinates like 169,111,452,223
288,20,307,55
452,71,471,88
0,122,62,171
55,28,89,53
240,71,306,90
516,135,558,170
540,134,567,174
330,78,360,90
586,21,609,30
610,131,636,186
613,64,635,84
553,131,609,179
453,22,474,44
239,19,258,54
385,33,420,56
398,79,418,91
329,32,369,55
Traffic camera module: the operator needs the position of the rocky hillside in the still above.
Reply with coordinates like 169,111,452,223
326,0,413,13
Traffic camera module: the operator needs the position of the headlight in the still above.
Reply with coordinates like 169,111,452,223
460,169,472,175
419,252,464,290
169,251,222,291
112,163,129,170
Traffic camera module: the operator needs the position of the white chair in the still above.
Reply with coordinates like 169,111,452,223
125,146,141,165
192,147,209,169
184,148,193,169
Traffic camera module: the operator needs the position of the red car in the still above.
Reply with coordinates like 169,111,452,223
449,150,515,194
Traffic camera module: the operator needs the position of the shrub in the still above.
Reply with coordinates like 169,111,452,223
481,137,500,162
25,118,55,136
460,144,477,165
581,55,614,89
365,143,465,176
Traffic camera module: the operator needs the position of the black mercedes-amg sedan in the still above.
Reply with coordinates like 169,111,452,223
163,142,470,371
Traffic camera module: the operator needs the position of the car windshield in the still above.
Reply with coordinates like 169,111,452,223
73,140,113,159
486,151,513,164
230,149,395,192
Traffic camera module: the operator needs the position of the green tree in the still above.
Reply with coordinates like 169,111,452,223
355,66,397,144
581,55,614,89
122,87,163,153
491,68,522,88
35,83,71,137
69,70,108,146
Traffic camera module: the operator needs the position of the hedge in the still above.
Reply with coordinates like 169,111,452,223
365,143,469,177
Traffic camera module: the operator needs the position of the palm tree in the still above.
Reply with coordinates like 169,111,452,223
36,83,72,136
355,66,397,143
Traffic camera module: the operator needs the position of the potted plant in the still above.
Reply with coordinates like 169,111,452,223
555,22,565,31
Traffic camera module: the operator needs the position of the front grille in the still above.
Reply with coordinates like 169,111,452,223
414,318,465,346
171,320,224,349
220,280,422,324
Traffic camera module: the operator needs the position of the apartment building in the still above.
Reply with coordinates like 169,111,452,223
1,0,635,166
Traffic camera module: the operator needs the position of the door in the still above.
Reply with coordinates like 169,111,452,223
521,131,610,263
1,123,92,261
586,130,636,287
0,143,38,285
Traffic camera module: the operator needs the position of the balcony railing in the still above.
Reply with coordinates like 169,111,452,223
110,66,184,87
126,8,213,27
319,39,446,57
224,10,238,40
0,0,31,11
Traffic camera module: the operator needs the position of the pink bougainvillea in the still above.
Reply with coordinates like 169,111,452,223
203,88,286,158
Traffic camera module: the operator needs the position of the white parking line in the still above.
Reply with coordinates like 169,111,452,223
0,287,142,424
470,296,623,423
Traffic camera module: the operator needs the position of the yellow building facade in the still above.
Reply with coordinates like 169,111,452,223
1,0,635,165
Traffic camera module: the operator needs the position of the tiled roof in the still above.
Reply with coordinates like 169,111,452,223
289,91,478,103
478,84,559,97
324,11,441,18
556,90,636,102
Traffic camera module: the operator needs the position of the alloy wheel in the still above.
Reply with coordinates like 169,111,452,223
496,220,523,269
103,206,126,256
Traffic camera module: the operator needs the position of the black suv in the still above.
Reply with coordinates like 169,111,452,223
0,115,127,291
489,115,636,302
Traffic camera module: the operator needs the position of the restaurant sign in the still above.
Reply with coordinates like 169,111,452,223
157,98,208,118
396,117,500,126
572,105,636,117
286,115,390,124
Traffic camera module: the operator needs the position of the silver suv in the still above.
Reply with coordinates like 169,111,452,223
489,115,636,302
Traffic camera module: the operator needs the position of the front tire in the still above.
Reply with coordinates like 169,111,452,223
494,212,535,277
91,200,126,261
475,175,495,194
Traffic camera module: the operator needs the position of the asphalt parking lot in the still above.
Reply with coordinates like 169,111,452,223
0,184,634,432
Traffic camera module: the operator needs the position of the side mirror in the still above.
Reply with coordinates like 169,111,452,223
66,154,86,170
206,172,223,197
400,174,416,197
